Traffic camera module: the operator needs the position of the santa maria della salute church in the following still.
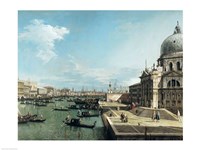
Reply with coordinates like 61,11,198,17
130,22,183,115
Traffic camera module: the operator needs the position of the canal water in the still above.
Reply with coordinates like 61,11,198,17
18,99,107,140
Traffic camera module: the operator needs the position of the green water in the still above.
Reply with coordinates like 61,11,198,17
18,100,107,140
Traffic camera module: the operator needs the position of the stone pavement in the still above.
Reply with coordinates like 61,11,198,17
110,110,182,128
103,109,183,138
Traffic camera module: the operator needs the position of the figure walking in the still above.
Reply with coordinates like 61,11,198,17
156,111,160,121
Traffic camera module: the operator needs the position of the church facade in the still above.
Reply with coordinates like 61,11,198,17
139,22,183,114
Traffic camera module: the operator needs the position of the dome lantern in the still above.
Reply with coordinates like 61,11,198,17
160,21,183,57
173,21,182,34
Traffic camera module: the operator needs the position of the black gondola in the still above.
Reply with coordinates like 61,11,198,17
52,107,69,111
29,118,46,122
21,114,37,121
55,99,63,101
18,113,37,123
18,118,29,124
77,111,99,118
67,105,79,109
63,118,96,129
34,102,47,107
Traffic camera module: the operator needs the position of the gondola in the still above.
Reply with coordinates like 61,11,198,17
34,102,47,107
18,118,29,124
52,107,69,111
29,118,46,122
18,114,37,124
55,99,63,101
63,118,96,129
77,111,99,118
20,114,38,121
67,105,79,109
66,99,74,102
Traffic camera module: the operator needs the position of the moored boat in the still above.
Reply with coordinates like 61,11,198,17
67,105,79,109
34,102,47,107
18,113,37,123
55,98,63,101
29,118,46,122
18,117,29,124
77,111,99,118
52,107,69,111
63,118,96,128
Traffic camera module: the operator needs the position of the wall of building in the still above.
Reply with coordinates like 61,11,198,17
129,83,141,104
106,93,122,102
140,75,153,107
18,81,24,98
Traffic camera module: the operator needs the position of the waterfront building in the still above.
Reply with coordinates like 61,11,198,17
18,80,24,99
60,88,70,96
44,86,54,97
131,22,183,114
20,80,38,98
37,87,47,98
108,82,112,93
106,82,130,102
30,82,37,98
53,89,61,97
129,83,141,105
23,81,31,98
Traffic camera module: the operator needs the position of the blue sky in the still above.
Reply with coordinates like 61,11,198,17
18,11,182,91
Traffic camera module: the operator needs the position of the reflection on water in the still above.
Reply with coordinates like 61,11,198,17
18,99,107,140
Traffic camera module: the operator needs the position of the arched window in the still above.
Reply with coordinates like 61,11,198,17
167,81,171,87
172,79,176,87
169,62,173,71
176,81,180,87
167,80,181,88
177,62,181,71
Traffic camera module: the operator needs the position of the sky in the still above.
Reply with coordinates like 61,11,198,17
18,10,182,91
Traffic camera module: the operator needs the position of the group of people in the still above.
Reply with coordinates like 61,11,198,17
120,112,128,123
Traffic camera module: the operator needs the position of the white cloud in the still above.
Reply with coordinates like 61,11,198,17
19,19,70,63
64,54,143,87
36,49,57,63
83,68,116,84
115,22,141,35
63,54,118,84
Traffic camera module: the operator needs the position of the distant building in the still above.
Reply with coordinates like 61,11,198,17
60,88,70,96
53,89,61,97
23,86,30,98
108,82,112,93
18,80,38,98
37,87,47,98
106,82,130,103
44,86,54,97
18,80,24,99
129,83,141,105
30,82,37,98
23,80,37,98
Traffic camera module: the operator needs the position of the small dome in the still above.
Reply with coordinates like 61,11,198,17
160,22,183,57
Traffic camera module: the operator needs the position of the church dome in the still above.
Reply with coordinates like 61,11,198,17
160,22,183,57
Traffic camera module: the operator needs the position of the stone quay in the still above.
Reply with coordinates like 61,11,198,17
100,102,183,140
